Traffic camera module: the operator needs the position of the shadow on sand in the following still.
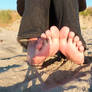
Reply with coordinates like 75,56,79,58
0,65,21,73
0,54,27,60
0,56,92,92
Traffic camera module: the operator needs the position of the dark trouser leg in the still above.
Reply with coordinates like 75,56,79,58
50,0,86,58
17,0,50,48
52,0,86,49
49,0,66,58
17,0,86,49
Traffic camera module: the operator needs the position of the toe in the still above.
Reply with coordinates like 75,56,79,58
74,36,79,43
41,33,46,39
78,46,84,52
45,30,52,51
68,32,75,43
50,26,59,38
60,26,69,40
45,30,52,44
77,41,82,47
45,30,51,38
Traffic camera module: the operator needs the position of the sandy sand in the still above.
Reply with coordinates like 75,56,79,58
0,18,92,92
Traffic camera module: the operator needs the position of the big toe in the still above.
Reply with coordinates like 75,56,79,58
50,26,59,39
60,26,69,40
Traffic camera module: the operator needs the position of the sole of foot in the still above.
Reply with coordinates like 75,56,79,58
59,26,84,64
27,26,59,67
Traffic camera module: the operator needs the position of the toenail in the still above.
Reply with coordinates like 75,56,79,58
62,26,70,31
75,36,79,40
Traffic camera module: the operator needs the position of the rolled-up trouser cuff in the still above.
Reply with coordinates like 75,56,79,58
17,28,43,48
18,28,43,39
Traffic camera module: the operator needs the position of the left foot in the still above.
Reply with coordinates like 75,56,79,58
59,26,84,64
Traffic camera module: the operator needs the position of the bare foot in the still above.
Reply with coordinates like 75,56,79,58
27,26,59,66
41,26,59,56
27,38,50,66
59,26,84,64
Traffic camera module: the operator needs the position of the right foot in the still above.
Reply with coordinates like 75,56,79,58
27,26,59,66
59,26,84,64
41,26,59,56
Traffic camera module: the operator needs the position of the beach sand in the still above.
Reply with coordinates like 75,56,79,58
0,16,92,92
